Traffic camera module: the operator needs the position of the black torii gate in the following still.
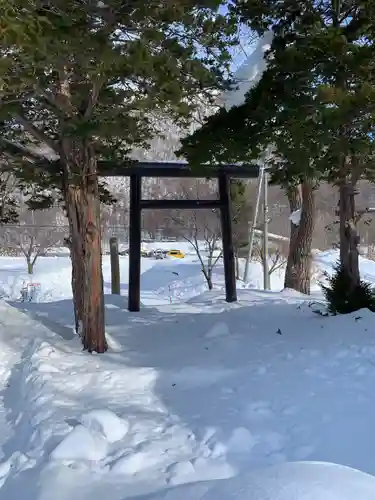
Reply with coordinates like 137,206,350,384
0,142,259,311
103,161,259,312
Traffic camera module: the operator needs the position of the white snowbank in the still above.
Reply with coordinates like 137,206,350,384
143,462,375,499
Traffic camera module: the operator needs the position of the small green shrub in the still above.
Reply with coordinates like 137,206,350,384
321,261,375,315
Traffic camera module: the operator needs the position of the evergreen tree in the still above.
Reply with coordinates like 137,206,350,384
180,0,375,294
0,138,57,224
178,66,318,293
322,262,375,315
0,0,239,352
232,0,375,292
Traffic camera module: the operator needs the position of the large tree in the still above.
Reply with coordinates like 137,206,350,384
181,0,375,294
0,0,239,352
178,89,319,294
231,0,375,291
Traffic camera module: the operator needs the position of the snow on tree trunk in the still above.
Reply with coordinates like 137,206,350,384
339,182,360,290
284,180,315,294
289,208,302,226
284,184,301,290
62,142,107,353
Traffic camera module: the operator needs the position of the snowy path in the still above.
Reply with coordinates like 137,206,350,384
0,314,19,462
0,300,235,500
0,302,46,487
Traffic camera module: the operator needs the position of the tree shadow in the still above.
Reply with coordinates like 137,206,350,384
101,293,360,481
6,290,353,494
7,294,179,343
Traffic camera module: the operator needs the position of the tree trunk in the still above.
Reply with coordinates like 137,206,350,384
339,181,360,289
62,142,107,353
284,184,301,290
26,257,34,275
284,180,315,294
207,276,213,290
202,268,213,290
235,252,240,280
66,212,84,335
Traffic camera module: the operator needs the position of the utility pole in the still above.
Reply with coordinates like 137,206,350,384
243,165,264,283
263,170,270,290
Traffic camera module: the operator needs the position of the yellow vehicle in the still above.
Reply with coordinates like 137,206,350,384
167,249,185,259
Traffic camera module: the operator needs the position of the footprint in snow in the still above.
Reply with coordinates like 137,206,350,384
245,401,273,420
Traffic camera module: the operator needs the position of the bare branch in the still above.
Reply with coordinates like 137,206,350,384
2,206,66,272
255,240,288,277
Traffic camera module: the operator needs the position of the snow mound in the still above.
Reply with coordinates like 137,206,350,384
143,461,375,500
50,425,109,462
80,409,129,444
226,427,256,454
112,449,164,475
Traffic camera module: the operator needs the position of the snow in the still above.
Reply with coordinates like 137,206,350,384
289,208,302,226
221,31,273,110
79,410,129,444
50,425,109,461
1,245,375,498
315,248,375,283
142,462,375,500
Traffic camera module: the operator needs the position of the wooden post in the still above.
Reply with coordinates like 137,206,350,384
218,174,237,302
110,237,120,295
128,174,142,312
263,170,270,290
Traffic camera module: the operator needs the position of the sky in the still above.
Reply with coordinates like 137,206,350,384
217,2,259,72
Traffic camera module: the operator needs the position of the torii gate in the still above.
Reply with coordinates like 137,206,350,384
103,161,259,311
0,138,260,311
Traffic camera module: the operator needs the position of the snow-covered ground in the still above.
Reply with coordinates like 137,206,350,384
0,247,375,499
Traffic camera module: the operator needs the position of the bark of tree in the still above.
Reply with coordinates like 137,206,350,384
339,181,360,289
24,246,38,275
62,141,107,353
284,184,301,290
26,257,34,275
202,268,213,290
284,179,315,294
64,189,84,336
235,253,240,280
